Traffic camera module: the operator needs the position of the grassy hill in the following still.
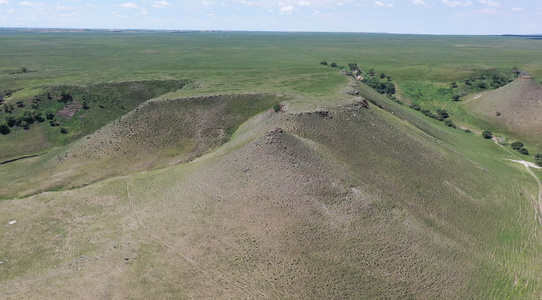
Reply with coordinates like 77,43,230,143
463,77,542,148
1,30,542,299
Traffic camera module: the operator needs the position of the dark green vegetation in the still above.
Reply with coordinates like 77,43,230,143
1,30,542,299
0,80,188,160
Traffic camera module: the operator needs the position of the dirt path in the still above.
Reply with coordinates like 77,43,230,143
508,160,542,225
124,178,260,298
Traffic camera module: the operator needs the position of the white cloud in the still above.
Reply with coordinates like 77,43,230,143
412,0,427,6
511,7,524,12
0,0,10,4
201,1,215,6
207,12,215,17
373,1,393,7
298,1,310,6
234,0,253,6
140,9,149,14
113,11,127,18
121,2,138,9
152,0,171,8
478,0,500,7
442,0,472,7
280,5,296,14
6,8,14,12
475,7,496,14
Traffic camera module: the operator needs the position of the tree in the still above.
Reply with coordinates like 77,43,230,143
477,81,487,89
436,108,449,119
511,141,524,150
46,110,55,120
320,61,328,65
519,148,529,155
348,62,358,71
410,104,421,111
60,127,68,134
0,123,10,135
380,72,386,79
450,81,458,88
482,131,493,139
330,62,337,68
444,119,456,128
534,154,542,161
452,95,460,101
5,116,16,127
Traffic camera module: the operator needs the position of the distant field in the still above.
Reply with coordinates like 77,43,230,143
2,30,542,93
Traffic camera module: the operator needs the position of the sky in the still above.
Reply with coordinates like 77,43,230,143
0,0,540,35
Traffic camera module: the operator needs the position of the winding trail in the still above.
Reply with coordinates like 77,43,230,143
508,160,542,225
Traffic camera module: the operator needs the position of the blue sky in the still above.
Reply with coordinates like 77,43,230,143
0,0,540,34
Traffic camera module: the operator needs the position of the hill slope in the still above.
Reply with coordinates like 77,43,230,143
1,92,541,299
0,94,281,198
463,77,542,146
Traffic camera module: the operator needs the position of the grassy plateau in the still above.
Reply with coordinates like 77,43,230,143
1,29,542,299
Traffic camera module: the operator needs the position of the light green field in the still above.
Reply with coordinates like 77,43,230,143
1,29,542,299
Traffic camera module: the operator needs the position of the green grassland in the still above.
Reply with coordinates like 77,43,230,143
1,29,542,298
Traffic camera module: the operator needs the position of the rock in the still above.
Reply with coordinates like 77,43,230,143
8,220,17,225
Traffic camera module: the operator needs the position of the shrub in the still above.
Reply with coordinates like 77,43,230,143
534,154,542,161
511,141,524,150
519,148,529,155
5,116,16,127
482,131,493,139
464,129,472,133
320,61,328,65
330,62,337,68
436,108,449,119
273,103,282,112
410,104,421,111
46,110,55,120
0,123,10,135
444,119,456,128
60,127,68,134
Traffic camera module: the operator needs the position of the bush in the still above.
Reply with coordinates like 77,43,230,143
519,148,529,155
534,154,542,161
444,119,456,128
46,110,55,120
330,62,337,68
464,129,472,133
320,61,328,65
410,104,421,111
511,141,524,150
436,108,449,119
273,103,282,112
0,123,10,135
482,131,493,139
60,127,68,134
